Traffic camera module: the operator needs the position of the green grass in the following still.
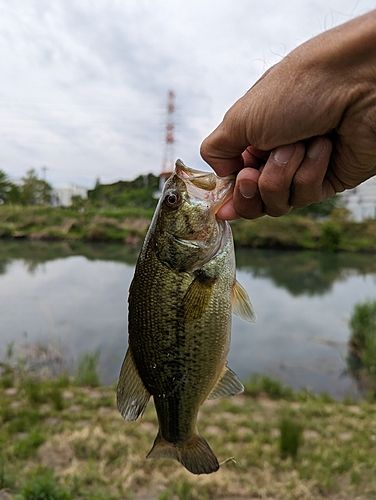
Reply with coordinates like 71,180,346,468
20,468,71,500
13,429,46,459
75,351,100,387
244,374,294,399
279,417,303,460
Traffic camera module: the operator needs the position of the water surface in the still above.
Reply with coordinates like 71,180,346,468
0,240,375,398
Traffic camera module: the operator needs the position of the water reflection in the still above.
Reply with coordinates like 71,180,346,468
0,240,139,274
236,248,376,296
0,240,375,398
1,241,375,297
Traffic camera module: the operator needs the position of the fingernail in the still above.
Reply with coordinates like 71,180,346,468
307,139,324,160
272,144,295,165
239,180,257,199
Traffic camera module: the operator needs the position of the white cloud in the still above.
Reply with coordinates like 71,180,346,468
0,0,373,187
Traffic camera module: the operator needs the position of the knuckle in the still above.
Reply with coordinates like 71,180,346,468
259,176,282,196
266,206,290,217
200,139,212,161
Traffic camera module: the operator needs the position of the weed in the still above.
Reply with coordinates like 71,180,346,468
0,367,14,388
20,468,71,500
279,417,303,460
159,480,204,500
75,351,100,387
347,300,376,393
49,385,64,411
7,409,40,433
23,378,47,406
54,374,71,388
320,221,341,251
0,452,14,489
14,429,45,459
244,374,294,400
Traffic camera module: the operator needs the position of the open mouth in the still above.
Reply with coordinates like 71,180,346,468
175,159,234,210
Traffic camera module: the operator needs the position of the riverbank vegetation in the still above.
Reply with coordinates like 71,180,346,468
0,167,375,251
0,204,375,252
347,300,376,396
1,367,376,499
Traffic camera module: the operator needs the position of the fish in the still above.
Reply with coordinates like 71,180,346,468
117,159,255,475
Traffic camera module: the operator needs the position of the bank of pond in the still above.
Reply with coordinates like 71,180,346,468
0,205,375,252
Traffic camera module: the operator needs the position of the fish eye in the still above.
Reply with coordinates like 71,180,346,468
164,190,181,209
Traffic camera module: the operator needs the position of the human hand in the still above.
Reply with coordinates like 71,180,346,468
200,11,376,219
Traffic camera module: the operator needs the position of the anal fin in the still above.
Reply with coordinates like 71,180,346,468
117,348,150,421
208,365,244,399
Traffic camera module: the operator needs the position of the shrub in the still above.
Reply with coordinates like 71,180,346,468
348,301,376,383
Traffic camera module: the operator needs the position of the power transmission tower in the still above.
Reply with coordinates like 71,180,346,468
159,90,176,192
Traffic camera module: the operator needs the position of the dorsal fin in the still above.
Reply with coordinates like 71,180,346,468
207,365,244,399
232,280,256,322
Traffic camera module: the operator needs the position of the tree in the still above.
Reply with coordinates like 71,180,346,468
20,169,52,205
0,170,21,204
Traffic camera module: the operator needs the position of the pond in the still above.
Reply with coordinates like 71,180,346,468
0,240,375,398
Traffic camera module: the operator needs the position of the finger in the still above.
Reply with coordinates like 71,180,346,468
290,137,333,207
242,146,269,169
258,142,306,216
231,168,264,219
200,97,254,176
216,197,238,220
201,124,245,176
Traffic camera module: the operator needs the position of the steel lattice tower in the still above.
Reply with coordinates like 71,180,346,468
160,90,176,191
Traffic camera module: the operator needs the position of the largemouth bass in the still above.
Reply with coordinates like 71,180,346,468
117,159,254,475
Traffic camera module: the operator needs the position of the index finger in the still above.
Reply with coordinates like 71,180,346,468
200,127,244,176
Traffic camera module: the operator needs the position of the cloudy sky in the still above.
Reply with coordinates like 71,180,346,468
0,1,374,187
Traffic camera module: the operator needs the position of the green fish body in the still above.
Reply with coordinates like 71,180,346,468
117,160,254,474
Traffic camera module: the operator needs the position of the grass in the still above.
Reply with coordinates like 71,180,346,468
0,370,376,499
279,417,303,460
75,351,100,387
20,468,71,500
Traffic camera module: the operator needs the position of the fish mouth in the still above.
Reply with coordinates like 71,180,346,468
175,159,234,211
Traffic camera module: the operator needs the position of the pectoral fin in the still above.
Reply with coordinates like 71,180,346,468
232,280,256,322
183,273,216,322
117,348,150,421
208,365,244,399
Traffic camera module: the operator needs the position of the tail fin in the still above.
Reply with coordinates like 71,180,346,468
147,432,219,475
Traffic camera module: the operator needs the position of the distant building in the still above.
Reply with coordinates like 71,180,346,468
52,185,88,206
341,177,376,221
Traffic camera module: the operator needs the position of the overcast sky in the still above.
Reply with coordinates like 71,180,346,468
0,1,374,187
